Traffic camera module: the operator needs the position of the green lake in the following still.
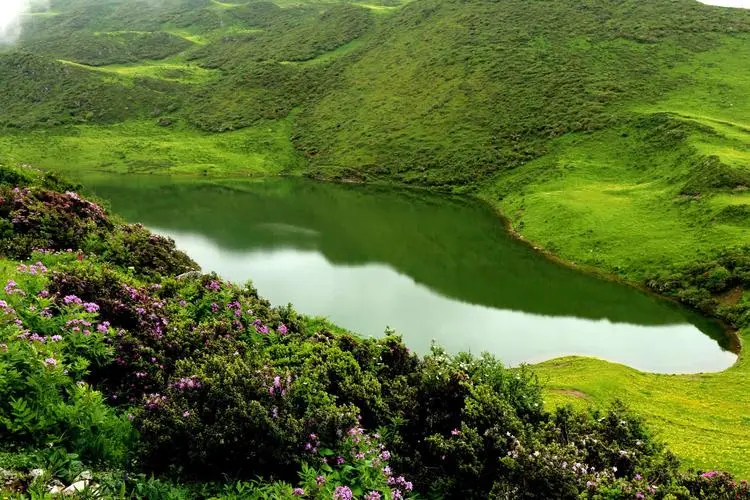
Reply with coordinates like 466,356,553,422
84,176,737,374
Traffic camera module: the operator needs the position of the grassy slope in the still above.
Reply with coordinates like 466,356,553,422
2,0,750,477
502,35,750,476
0,119,301,177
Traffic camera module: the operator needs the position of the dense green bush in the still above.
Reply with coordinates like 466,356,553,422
647,246,750,328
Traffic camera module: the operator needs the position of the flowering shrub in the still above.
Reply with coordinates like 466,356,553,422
0,261,133,465
0,165,195,277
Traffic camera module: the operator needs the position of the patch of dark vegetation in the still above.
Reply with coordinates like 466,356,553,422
25,31,193,67
192,4,373,66
681,155,750,196
716,204,750,227
0,52,177,128
648,246,750,328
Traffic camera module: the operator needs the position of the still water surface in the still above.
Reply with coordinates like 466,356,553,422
85,177,737,374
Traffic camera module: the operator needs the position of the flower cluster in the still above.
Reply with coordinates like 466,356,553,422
17,261,48,275
4,280,24,296
172,375,202,390
254,318,269,334
268,374,292,397
305,433,320,454
145,393,168,410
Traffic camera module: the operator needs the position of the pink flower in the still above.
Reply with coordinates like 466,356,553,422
44,357,57,366
451,428,461,436
333,486,352,500
63,295,82,305
82,302,99,313
292,488,304,496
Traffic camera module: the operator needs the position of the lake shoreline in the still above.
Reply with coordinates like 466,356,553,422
77,170,743,370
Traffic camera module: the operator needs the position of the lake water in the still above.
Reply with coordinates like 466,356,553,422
84,176,737,374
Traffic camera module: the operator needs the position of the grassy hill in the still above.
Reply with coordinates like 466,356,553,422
2,0,750,479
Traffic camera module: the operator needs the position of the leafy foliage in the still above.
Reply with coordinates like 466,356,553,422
648,246,750,328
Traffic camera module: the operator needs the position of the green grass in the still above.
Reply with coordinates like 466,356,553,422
536,326,750,476
0,119,302,178
59,57,218,84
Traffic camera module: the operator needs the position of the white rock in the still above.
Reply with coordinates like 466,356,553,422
62,480,89,495
29,468,45,480
74,470,92,482
48,485,65,495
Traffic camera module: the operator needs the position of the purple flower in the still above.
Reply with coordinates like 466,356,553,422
50,335,63,342
278,324,288,335
82,302,99,313
97,321,110,333
38,290,49,298
315,476,325,487
336,456,345,465
364,492,381,500
635,493,645,500
391,490,403,500
382,466,392,476
183,410,190,417
206,280,221,291
333,486,353,500
635,474,642,481
211,302,219,313
451,428,461,436
4,280,24,296
292,488,304,496
63,295,82,305
173,376,201,390
702,471,718,479
44,357,57,366
380,450,391,461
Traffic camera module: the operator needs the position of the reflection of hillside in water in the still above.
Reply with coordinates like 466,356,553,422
85,176,729,340
147,229,737,373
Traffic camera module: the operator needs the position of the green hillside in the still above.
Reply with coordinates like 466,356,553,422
3,0,750,484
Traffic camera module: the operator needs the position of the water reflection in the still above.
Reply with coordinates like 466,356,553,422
83,176,737,373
